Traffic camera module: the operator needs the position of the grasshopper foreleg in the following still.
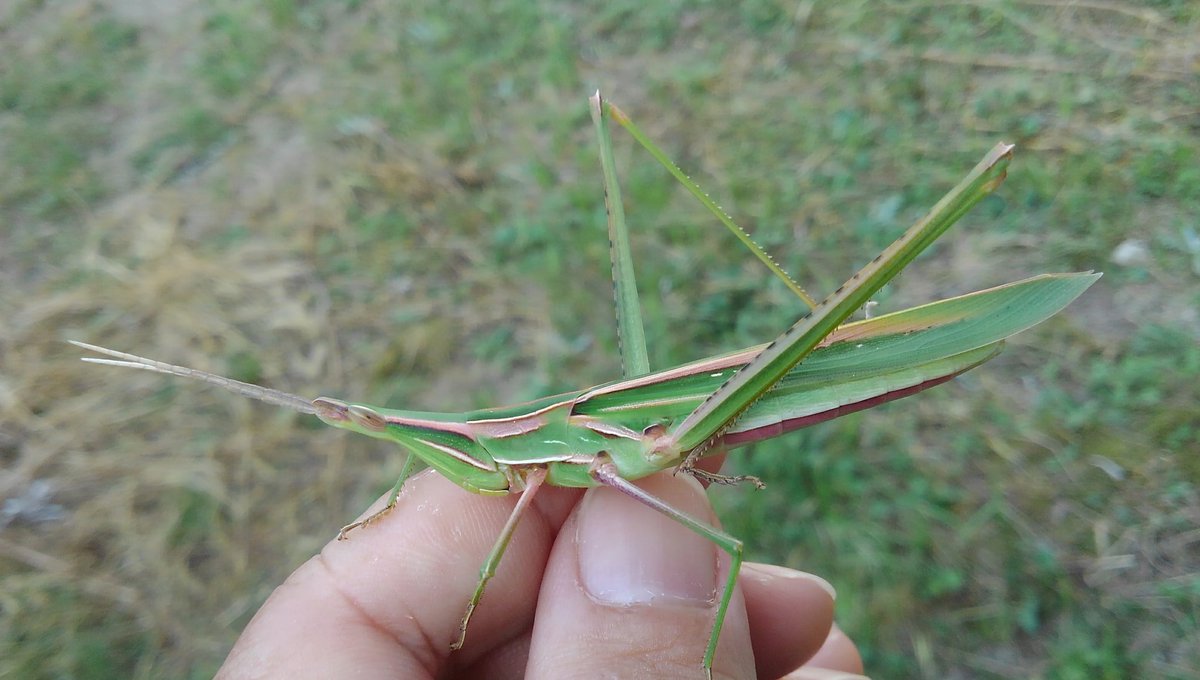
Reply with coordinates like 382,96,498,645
337,451,417,540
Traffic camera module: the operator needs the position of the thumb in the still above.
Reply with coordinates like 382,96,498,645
525,472,755,679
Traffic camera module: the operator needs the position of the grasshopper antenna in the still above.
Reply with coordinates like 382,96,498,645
70,340,317,415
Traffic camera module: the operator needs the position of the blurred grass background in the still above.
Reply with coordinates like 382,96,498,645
2,1,1197,677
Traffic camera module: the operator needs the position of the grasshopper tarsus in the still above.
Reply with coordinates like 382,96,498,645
336,503,397,540
686,467,766,490
450,606,474,651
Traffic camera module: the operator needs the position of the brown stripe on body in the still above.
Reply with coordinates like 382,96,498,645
721,370,965,447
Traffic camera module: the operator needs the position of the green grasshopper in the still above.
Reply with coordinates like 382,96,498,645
74,92,1098,678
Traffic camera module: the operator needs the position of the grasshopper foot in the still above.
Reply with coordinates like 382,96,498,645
337,503,397,540
685,467,766,490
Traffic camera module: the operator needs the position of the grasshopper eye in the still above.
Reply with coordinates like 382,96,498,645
347,404,387,431
312,397,349,422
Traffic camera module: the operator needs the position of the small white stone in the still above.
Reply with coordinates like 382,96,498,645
1110,239,1149,266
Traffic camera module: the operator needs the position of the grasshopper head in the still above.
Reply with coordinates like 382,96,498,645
310,397,510,494
312,397,388,436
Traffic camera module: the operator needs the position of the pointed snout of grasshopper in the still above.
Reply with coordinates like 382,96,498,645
312,397,387,432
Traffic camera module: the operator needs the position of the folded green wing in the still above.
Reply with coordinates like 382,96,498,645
574,272,1099,445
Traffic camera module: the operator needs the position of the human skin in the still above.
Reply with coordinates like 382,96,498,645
216,460,865,680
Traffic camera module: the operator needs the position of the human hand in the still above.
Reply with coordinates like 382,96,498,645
217,468,865,679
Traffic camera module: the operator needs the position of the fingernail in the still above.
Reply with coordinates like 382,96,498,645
788,670,871,680
742,562,837,601
576,475,717,606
